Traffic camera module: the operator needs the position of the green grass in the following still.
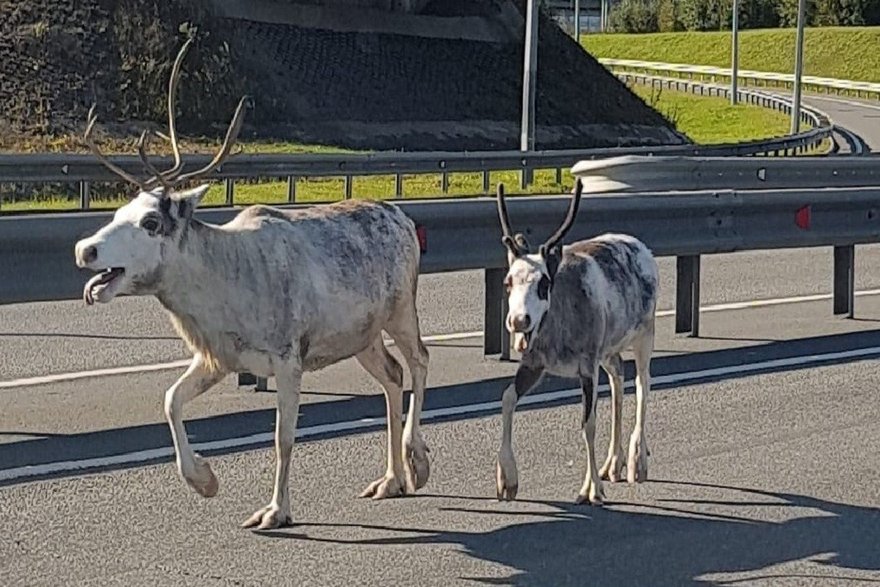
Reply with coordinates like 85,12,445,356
0,83,820,213
630,84,795,144
582,26,880,83
0,169,574,213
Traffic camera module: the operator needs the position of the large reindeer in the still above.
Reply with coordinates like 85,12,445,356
494,180,658,505
73,38,431,529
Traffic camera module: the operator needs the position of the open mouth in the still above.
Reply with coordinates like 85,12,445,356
83,267,125,305
513,329,533,353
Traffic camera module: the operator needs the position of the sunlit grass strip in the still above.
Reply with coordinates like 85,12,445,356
0,169,573,213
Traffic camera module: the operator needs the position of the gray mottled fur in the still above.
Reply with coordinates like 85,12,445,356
74,191,431,529
496,227,659,505
520,234,658,378
155,200,421,376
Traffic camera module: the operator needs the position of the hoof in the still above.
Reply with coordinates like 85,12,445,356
359,474,405,500
575,492,605,507
404,443,431,494
186,455,219,498
495,460,518,501
599,453,625,483
627,436,649,484
241,505,294,530
577,476,605,506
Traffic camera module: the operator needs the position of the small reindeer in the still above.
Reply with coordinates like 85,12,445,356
73,38,431,529
494,180,659,505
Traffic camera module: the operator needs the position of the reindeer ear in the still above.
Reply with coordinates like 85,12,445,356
540,244,562,278
513,233,531,253
175,183,209,207
502,235,519,256
171,183,210,219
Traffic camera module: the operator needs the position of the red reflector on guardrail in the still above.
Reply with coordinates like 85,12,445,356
795,205,811,230
416,224,427,254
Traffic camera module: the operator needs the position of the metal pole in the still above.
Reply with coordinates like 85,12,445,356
573,0,580,41
521,0,538,152
731,0,739,105
790,0,807,134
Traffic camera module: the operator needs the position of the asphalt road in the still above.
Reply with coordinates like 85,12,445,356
5,245,880,382
2,91,880,587
3,253,880,585
802,93,880,150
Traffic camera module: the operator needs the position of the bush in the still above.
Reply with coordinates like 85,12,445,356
607,0,880,32
609,0,659,33
657,0,684,31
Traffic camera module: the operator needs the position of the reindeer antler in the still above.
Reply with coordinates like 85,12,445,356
83,36,251,194
82,104,150,191
495,183,531,258
539,178,582,256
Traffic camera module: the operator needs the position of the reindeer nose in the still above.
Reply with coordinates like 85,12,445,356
512,314,531,332
76,243,98,267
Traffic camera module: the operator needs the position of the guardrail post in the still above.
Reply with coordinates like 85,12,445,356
395,173,403,198
225,179,234,205
79,181,91,210
675,255,701,337
482,170,490,193
344,175,353,199
484,267,511,360
237,372,269,391
833,245,855,317
287,176,297,203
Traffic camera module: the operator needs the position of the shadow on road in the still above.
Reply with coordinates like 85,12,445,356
258,479,880,586
3,330,880,488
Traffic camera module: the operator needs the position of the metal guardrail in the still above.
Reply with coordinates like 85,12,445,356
571,155,880,193
832,124,869,156
0,65,852,213
601,58,880,101
614,72,835,153
3,185,879,362
0,134,838,212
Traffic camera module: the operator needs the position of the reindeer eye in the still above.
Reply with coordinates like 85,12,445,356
537,275,550,300
141,216,160,234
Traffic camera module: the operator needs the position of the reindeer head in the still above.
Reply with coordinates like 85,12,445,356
74,38,250,305
496,179,582,353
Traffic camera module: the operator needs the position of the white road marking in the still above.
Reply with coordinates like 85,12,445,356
3,344,880,483
3,288,880,390
656,288,880,317
0,330,482,390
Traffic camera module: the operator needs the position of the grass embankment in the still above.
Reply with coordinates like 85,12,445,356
581,26,880,82
630,84,793,144
1,85,796,212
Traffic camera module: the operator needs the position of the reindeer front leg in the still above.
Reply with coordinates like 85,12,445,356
599,354,626,482
496,362,544,500
577,365,605,506
164,353,225,497
242,359,303,529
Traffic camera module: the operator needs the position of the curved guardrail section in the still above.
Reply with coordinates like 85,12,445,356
614,72,835,155
600,58,880,101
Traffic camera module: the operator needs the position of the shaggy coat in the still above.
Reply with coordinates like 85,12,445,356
494,181,658,505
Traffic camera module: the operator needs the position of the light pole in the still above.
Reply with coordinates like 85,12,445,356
521,0,538,152
731,0,739,105
791,0,807,134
